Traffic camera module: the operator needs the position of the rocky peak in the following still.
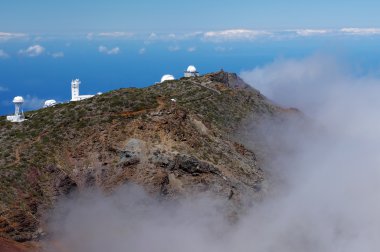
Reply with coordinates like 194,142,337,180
206,70,252,89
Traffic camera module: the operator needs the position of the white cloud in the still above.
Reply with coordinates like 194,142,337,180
139,28,380,42
168,45,180,52
98,45,120,55
0,32,27,41
19,45,45,57
152,28,380,42
187,47,197,52
0,49,9,59
88,32,134,40
145,32,203,43
139,48,146,54
51,52,64,58
240,54,380,117
340,28,380,35
293,29,331,36
98,32,133,38
182,31,204,39
203,29,272,41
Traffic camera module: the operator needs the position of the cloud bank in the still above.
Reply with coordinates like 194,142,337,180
293,29,331,36
2,28,380,46
203,29,271,41
238,55,380,251
240,55,374,115
88,32,134,40
340,27,380,35
0,32,27,41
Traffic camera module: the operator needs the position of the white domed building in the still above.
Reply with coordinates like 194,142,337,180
184,65,200,77
6,96,25,122
161,74,175,83
43,100,57,108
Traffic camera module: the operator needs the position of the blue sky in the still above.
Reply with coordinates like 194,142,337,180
2,1,380,115
1,0,380,33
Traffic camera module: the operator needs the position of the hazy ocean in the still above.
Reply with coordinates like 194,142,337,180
1,36,380,115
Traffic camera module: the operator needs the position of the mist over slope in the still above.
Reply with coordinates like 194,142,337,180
44,55,380,252
239,55,380,251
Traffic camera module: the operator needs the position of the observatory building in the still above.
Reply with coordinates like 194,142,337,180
161,74,175,83
43,100,57,108
184,65,200,77
71,79,94,102
6,96,25,122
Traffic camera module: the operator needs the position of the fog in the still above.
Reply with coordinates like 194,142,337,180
45,55,380,252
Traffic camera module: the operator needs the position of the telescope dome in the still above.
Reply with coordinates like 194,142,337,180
13,96,24,103
187,65,197,73
161,74,175,83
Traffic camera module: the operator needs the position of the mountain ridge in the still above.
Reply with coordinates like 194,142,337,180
0,71,295,248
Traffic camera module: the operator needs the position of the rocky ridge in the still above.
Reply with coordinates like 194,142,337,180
0,71,292,248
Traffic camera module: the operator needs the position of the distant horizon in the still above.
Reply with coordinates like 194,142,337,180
3,27,380,40
2,33,380,115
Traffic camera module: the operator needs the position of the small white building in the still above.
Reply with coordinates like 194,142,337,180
71,79,94,102
7,96,25,122
43,100,57,108
161,74,175,83
184,65,200,78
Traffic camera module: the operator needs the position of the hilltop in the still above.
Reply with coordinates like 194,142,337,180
0,71,296,247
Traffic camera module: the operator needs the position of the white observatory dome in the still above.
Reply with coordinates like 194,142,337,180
13,96,24,103
187,65,197,73
161,74,175,83
44,100,57,108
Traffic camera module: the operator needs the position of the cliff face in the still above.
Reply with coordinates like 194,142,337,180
0,71,288,243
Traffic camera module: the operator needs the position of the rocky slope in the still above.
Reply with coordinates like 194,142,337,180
0,71,293,247
0,237,38,252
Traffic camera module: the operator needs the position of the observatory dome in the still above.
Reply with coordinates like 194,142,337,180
44,100,57,108
161,74,175,83
187,65,197,73
13,96,24,103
